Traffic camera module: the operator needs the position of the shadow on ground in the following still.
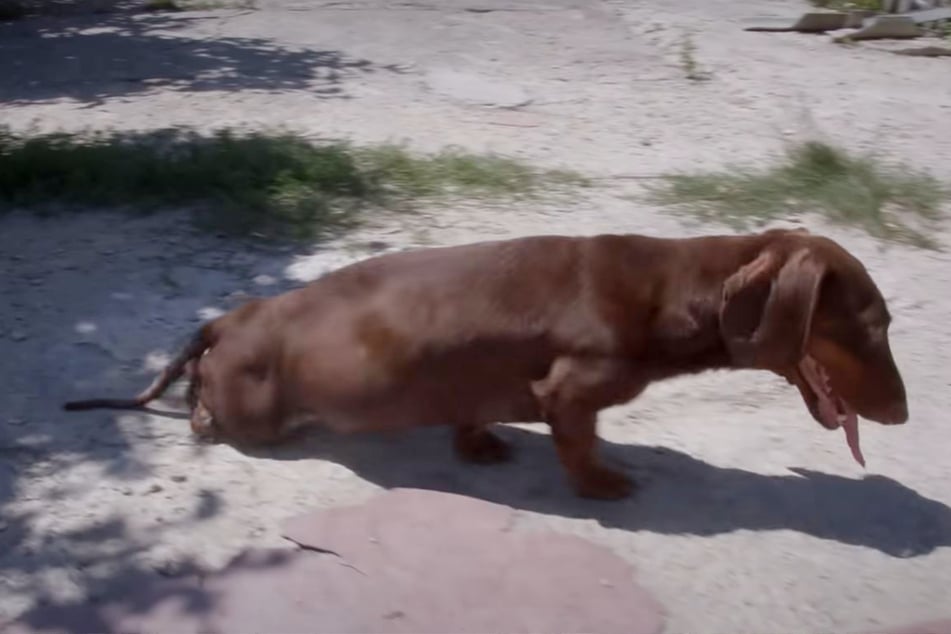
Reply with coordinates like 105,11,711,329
0,211,311,624
0,7,402,105
247,424,951,558
2,549,297,634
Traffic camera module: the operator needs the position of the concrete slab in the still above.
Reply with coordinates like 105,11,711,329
892,44,951,55
743,12,865,33
863,619,951,634
849,15,923,40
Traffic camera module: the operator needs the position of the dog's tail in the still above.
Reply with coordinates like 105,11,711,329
63,323,215,412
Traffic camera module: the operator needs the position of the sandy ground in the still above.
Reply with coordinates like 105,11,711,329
2,1,951,632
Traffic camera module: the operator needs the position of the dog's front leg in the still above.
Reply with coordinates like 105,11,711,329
550,408,632,499
531,357,645,499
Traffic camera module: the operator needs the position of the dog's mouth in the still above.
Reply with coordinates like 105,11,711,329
788,355,865,467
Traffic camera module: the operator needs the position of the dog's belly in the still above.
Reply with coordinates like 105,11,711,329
280,313,556,434
331,385,541,433
302,367,544,434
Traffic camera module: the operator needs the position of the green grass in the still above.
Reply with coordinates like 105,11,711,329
0,0,256,17
0,0,26,20
808,0,881,10
357,144,588,197
143,0,181,10
144,0,256,10
935,19,951,40
647,141,947,247
0,126,588,240
679,33,712,82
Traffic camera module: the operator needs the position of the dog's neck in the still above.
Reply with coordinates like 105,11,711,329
632,232,778,376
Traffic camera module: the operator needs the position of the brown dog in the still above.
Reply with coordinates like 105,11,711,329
64,228,908,499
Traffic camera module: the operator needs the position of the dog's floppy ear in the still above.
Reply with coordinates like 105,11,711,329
720,247,825,369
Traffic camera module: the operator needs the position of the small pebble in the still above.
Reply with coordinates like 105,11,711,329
9,331,28,342
146,483,163,495
154,560,180,577
170,474,187,483
6,418,26,426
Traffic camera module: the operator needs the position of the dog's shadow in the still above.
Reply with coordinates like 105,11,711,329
245,425,951,558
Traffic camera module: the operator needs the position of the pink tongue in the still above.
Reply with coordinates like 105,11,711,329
800,357,865,468
842,408,865,467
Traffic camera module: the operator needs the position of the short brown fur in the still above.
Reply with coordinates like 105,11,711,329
64,229,908,499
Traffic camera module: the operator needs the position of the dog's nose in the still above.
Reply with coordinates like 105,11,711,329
881,401,908,425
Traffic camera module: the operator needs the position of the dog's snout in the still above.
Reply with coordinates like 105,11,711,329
879,400,908,425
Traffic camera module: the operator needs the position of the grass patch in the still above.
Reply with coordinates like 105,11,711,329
648,141,947,246
808,0,881,10
144,0,183,10
358,144,588,197
679,33,712,82
0,0,26,20
928,19,951,40
145,0,255,10
0,126,588,240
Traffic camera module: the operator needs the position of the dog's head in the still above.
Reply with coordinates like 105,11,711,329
719,228,907,434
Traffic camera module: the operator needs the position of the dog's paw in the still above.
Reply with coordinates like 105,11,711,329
189,411,220,443
573,465,635,500
454,427,514,464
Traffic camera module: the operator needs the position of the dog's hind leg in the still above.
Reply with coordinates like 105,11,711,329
189,400,219,442
185,360,219,442
453,425,513,464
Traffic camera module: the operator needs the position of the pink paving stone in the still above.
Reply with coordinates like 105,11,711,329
4,488,665,634
864,620,951,634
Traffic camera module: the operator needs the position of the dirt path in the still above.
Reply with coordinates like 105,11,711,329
2,1,951,632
